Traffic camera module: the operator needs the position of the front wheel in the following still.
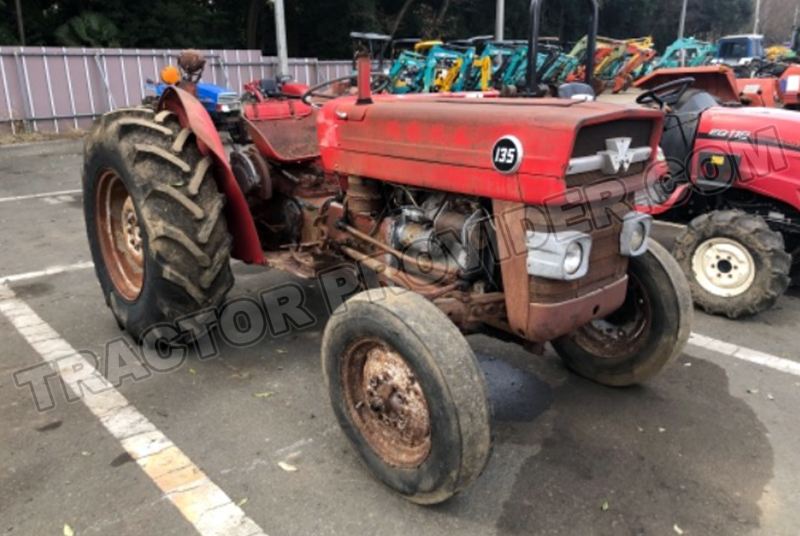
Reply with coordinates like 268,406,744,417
322,290,492,504
552,240,693,386
672,211,791,318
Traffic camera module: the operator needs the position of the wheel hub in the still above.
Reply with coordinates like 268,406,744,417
122,197,144,264
569,273,651,360
95,169,145,302
342,338,432,468
692,238,756,297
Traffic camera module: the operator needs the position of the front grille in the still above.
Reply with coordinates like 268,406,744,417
566,161,646,188
572,120,653,158
217,93,241,105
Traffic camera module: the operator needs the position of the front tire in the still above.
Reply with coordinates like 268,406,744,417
83,108,234,343
552,240,692,386
672,211,791,318
322,290,492,504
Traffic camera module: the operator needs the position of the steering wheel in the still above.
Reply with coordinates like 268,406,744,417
301,74,391,108
636,77,695,110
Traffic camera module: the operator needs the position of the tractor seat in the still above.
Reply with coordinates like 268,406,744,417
259,78,282,98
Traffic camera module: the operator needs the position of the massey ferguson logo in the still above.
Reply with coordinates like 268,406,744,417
599,137,635,174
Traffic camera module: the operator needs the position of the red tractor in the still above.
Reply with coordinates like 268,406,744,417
634,75,800,318
82,0,691,503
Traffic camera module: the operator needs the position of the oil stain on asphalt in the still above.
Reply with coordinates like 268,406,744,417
494,358,773,536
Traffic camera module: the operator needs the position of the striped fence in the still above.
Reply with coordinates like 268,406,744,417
0,47,354,135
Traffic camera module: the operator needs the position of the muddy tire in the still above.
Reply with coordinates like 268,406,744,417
322,290,492,505
552,240,692,387
672,211,791,318
83,108,234,343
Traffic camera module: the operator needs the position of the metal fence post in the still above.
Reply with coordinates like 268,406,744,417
94,52,116,111
13,50,32,133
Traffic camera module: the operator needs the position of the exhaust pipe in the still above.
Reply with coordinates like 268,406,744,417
526,0,598,95
356,52,373,105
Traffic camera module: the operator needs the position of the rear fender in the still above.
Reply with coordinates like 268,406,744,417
159,86,263,264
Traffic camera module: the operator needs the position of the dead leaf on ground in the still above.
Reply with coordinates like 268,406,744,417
237,497,248,507
747,388,759,394
188,368,197,375
601,501,609,511
673,524,684,535
64,524,75,536
253,391,274,399
278,461,298,472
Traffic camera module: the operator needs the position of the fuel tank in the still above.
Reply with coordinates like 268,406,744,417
317,96,663,205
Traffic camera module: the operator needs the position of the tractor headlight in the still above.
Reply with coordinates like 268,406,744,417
620,213,653,257
564,242,584,275
526,229,592,281
630,222,647,252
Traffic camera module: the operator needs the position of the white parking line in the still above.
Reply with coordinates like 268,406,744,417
0,261,94,285
0,189,83,203
689,333,800,377
0,285,269,536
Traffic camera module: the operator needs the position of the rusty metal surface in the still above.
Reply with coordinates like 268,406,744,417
94,168,144,302
565,270,651,357
177,49,206,83
341,337,432,469
246,114,320,163
526,275,629,343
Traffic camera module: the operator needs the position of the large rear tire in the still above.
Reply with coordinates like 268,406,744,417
322,290,492,504
83,108,234,343
672,211,791,318
552,240,692,387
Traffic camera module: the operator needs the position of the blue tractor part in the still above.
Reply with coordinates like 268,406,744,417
711,34,765,77
145,80,242,127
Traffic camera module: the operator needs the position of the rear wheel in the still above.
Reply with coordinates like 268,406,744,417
322,290,492,504
672,211,791,318
552,240,692,386
83,108,234,343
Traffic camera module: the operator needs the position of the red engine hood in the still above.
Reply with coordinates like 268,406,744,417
318,96,663,205
698,106,800,148
694,106,800,212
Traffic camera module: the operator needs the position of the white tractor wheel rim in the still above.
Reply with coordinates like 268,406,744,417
691,237,756,298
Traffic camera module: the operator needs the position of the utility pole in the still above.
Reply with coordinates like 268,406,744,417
273,0,289,77
678,0,688,66
795,5,798,27
495,0,505,42
753,0,761,34
13,0,25,46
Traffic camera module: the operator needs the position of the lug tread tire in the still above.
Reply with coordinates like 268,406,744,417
322,290,493,505
672,210,791,319
552,240,693,386
83,109,234,342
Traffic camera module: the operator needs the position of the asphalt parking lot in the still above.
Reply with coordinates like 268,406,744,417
2,138,800,536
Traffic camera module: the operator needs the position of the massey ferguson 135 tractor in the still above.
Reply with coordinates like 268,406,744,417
635,74,800,318
82,0,691,504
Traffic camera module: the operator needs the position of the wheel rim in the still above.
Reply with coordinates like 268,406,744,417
569,273,652,359
95,169,145,301
691,238,756,297
341,337,432,468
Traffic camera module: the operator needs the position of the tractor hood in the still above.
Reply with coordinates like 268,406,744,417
697,106,800,149
318,96,663,205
